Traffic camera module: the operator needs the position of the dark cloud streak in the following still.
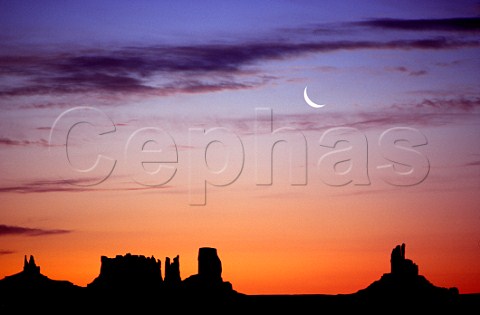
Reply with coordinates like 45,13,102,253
0,178,172,194
0,224,71,237
0,137,49,147
0,178,109,193
0,37,478,97
356,17,480,32
412,97,480,112
386,66,428,76
465,160,480,167
220,96,480,135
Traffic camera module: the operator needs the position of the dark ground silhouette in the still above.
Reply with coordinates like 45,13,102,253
1,244,479,313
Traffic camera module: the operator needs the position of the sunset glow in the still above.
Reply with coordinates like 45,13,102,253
1,0,479,295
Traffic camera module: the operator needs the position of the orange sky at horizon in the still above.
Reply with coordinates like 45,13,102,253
1,179,479,294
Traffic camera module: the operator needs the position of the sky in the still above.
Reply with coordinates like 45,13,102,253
0,0,479,295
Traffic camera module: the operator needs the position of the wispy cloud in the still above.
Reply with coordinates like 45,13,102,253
208,96,480,135
394,96,480,112
0,249,15,255
0,178,171,194
0,178,107,193
0,224,71,237
19,102,72,110
385,66,428,76
0,137,49,147
0,16,477,100
0,35,477,98
465,160,480,167
354,17,480,33
334,96,480,127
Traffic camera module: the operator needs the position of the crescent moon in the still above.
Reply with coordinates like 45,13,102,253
304,86,325,108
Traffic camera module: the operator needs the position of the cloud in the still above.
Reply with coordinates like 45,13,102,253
0,16,477,100
0,224,71,237
409,70,427,76
385,66,428,76
327,97,480,128
202,112,438,138
0,250,15,255
410,96,480,112
0,178,172,194
434,60,463,67
216,96,480,135
355,17,480,33
0,137,49,147
337,97,480,128
0,36,477,98
0,178,107,193
19,102,78,110
465,160,480,167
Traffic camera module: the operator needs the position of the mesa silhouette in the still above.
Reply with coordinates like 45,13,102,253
0,244,478,312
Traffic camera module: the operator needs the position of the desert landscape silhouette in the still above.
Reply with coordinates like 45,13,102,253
1,243,479,312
